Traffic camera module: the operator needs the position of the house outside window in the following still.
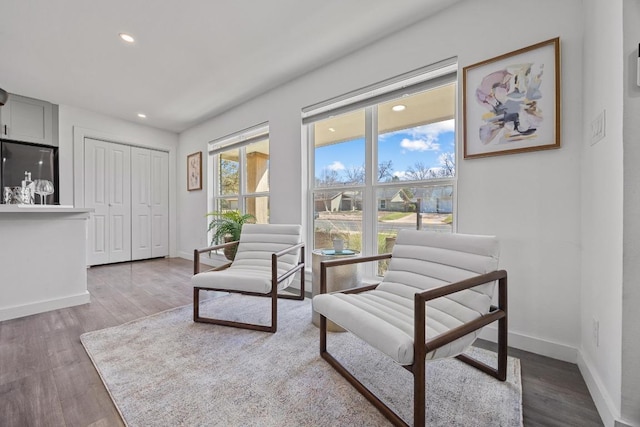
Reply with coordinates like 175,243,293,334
305,61,457,276
209,123,270,226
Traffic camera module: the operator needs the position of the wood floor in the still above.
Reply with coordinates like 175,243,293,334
0,258,603,427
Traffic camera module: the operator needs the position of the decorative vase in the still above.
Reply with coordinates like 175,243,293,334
224,235,238,261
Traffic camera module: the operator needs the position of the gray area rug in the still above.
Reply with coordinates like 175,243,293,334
81,295,522,426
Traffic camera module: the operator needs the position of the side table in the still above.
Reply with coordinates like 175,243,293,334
311,249,361,332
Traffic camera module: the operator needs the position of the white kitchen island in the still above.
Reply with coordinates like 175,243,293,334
0,205,93,321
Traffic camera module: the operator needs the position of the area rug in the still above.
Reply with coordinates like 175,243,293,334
81,295,522,426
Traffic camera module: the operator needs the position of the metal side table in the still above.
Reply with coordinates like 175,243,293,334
311,249,361,332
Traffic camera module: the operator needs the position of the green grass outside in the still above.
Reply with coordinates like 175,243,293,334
379,212,412,221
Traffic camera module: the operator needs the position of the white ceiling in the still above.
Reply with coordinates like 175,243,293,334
0,0,459,133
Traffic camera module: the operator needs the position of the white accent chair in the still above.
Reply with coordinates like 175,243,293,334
313,230,508,427
192,224,305,332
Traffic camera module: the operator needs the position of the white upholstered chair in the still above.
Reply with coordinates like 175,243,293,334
313,230,508,427
192,223,305,332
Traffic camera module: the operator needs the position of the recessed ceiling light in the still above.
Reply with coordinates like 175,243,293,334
119,33,135,43
328,127,336,132
137,113,147,119
392,105,406,112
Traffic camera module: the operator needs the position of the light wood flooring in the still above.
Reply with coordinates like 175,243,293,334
0,258,603,426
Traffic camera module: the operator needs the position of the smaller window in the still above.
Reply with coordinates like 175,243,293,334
209,123,270,225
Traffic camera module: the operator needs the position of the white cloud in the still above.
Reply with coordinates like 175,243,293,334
400,138,440,152
386,119,455,138
384,119,454,152
327,161,345,171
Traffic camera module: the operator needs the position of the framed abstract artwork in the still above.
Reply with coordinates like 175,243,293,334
187,151,202,191
463,37,560,159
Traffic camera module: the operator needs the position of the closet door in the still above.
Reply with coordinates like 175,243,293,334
107,143,131,263
131,147,152,260
150,150,169,257
85,138,110,266
84,138,131,265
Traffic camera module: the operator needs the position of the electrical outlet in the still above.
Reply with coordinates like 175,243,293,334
592,318,600,347
590,110,606,145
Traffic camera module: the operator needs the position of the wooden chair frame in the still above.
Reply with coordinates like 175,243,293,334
193,240,305,333
318,254,508,427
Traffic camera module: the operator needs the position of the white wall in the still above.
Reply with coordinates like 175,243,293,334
579,1,625,425
622,1,640,424
58,105,179,256
178,0,585,362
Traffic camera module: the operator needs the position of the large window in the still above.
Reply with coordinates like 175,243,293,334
306,64,456,275
209,124,270,224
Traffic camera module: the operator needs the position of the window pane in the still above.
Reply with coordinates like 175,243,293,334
376,184,453,274
246,196,269,224
216,198,239,211
377,84,456,182
314,110,365,187
219,149,239,195
313,190,363,252
245,139,270,193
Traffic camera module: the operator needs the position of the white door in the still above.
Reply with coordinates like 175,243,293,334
107,143,131,263
151,150,169,257
85,138,110,266
131,147,152,260
85,138,131,265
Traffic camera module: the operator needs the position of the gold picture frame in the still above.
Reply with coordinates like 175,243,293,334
463,37,561,159
187,151,202,191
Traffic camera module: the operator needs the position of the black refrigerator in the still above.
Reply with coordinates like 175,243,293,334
1,140,59,204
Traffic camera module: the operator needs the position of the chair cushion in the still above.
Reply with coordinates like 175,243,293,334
192,264,292,294
192,223,302,294
312,230,499,365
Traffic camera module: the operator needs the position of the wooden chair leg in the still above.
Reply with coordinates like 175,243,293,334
413,360,426,427
193,287,277,333
193,287,200,320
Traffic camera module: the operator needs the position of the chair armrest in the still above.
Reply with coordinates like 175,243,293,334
193,240,239,275
414,269,508,355
416,269,507,302
319,253,392,294
271,243,306,285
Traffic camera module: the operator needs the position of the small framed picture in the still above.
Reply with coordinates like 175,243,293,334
187,151,202,191
463,37,561,159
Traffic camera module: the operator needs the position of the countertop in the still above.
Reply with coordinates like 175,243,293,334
0,204,93,214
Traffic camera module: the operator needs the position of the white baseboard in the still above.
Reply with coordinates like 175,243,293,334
478,325,578,363
577,349,621,427
0,291,91,322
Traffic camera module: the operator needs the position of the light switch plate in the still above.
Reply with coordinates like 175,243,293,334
590,110,606,145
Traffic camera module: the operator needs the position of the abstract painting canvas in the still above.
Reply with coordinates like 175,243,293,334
463,38,560,159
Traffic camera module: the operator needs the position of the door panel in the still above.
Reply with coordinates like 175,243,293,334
131,147,152,260
85,138,110,266
108,144,131,263
93,215,107,255
151,150,169,257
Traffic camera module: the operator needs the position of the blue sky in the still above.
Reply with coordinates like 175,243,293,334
315,119,455,182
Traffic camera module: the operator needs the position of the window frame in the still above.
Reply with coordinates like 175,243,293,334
306,67,458,277
208,123,270,226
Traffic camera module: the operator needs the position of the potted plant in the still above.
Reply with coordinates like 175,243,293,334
206,210,256,260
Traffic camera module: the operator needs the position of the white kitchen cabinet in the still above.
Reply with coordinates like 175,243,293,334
0,93,58,146
131,147,169,260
